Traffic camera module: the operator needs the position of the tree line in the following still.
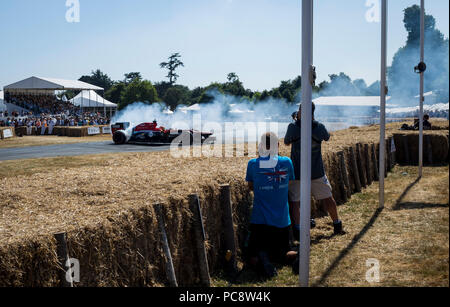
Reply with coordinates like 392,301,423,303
76,62,380,111
73,5,447,110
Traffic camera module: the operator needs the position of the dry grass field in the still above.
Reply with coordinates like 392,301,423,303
212,165,449,287
0,119,447,286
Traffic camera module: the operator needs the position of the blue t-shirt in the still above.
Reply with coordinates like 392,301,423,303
245,155,295,228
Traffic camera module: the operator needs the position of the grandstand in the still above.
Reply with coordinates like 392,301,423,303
2,76,116,117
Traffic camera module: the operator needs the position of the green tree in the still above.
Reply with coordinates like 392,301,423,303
163,85,191,110
366,81,381,96
404,5,438,45
105,82,126,104
154,81,173,101
389,5,449,103
79,69,114,92
123,72,142,84
319,73,361,96
259,90,270,101
119,80,159,110
160,53,184,85
353,79,368,95
227,72,239,83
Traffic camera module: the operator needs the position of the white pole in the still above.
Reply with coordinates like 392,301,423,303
418,0,425,177
103,90,106,118
379,0,387,209
299,0,313,288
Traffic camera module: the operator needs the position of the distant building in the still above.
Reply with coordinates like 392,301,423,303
298,96,392,123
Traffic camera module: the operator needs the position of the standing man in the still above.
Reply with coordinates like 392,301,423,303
284,103,344,237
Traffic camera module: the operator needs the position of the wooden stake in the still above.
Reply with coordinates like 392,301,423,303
386,139,391,172
385,139,389,177
188,194,211,287
364,144,373,185
372,144,379,181
356,143,367,188
390,137,397,168
154,204,178,287
220,184,238,277
338,151,351,200
349,146,361,193
54,232,73,288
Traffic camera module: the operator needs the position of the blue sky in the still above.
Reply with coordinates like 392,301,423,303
0,0,448,92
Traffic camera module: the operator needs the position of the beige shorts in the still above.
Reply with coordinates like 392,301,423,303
288,176,333,202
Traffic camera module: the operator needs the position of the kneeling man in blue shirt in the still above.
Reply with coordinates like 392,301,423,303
246,132,298,278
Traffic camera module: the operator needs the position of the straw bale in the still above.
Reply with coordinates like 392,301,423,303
393,132,449,165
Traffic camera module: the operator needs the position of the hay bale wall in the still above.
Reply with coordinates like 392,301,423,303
0,181,252,287
12,126,110,137
312,139,393,218
393,132,449,165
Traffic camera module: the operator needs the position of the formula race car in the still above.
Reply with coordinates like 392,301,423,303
111,121,216,146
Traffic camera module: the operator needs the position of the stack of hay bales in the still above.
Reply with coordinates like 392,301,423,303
393,131,449,165
10,125,111,137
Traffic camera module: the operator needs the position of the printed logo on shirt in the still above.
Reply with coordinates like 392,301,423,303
260,168,289,184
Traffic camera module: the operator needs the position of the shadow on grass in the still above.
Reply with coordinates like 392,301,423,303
311,207,384,287
393,202,449,210
390,176,448,211
311,177,422,287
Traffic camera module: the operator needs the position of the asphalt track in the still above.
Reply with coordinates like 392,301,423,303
0,141,171,161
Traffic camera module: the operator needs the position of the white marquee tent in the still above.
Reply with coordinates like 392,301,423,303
312,96,391,107
70,90,117,109
296,96,392,107
4,76,103,92
179,104,201,113
0,90,5,111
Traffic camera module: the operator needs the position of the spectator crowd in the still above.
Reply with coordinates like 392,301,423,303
1,93,112,129
8,93,80,116
0,112,111,128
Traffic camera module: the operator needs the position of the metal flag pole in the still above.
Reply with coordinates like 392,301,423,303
418,0,425,178
379,0,387,209
299,0,313,288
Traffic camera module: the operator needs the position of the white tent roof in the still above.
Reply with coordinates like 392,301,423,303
179,104,201,112
307,96,391,107
414,91,434,98
71,90,117,108
0,91,4,111
229,107,254,114
4,76,103,91
386,102,449,114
